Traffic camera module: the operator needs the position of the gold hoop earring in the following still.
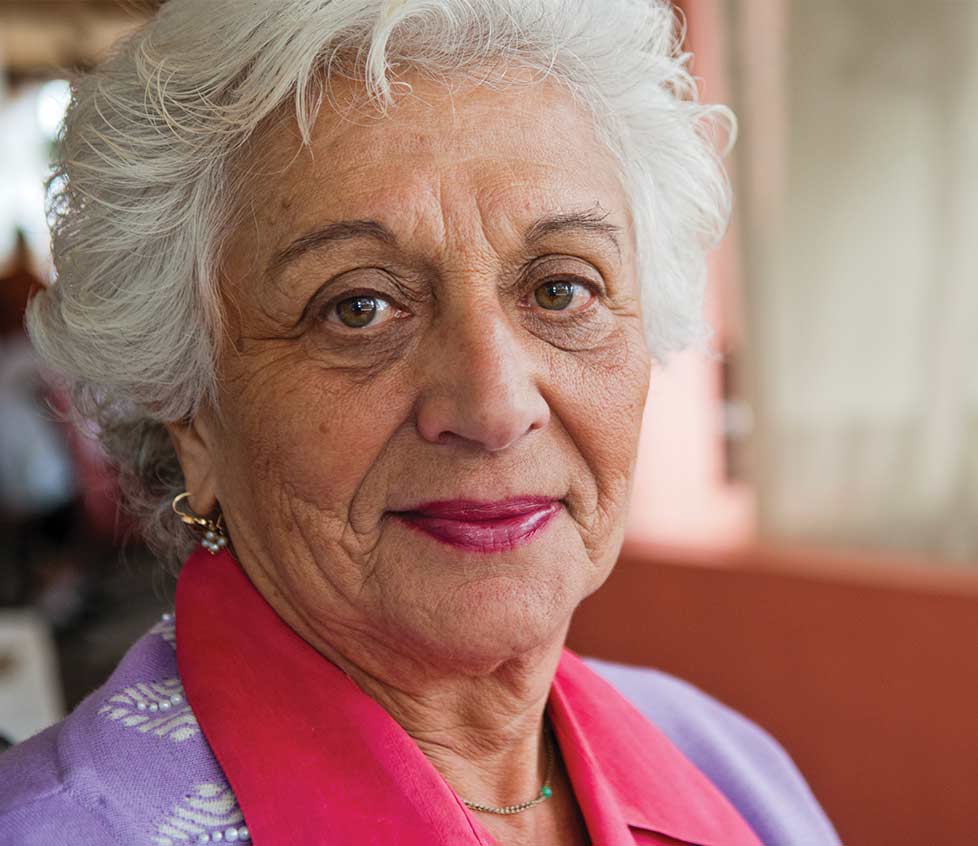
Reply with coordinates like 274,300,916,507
172,492,228,555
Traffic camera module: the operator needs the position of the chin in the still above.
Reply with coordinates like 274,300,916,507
391,568,582,675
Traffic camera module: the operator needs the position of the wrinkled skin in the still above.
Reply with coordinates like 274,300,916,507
168,70,651,845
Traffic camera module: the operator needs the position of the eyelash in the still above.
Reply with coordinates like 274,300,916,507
319,290,405,330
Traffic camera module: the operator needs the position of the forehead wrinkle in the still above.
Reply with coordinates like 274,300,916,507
320,78,582,161
235,75,631,286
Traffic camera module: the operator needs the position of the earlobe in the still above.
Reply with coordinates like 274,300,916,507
164,416,220,516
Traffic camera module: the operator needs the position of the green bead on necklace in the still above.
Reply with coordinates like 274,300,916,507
460,727,557,816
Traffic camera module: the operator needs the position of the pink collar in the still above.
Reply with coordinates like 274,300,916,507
176,548,759,845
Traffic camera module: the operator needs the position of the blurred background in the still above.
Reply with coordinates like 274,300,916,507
0,1,975,843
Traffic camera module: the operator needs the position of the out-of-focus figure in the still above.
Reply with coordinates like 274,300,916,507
0,232,80,622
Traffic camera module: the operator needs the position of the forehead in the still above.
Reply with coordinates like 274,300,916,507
239,72,631,251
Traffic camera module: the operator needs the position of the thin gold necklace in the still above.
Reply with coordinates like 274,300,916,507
460,729,556,816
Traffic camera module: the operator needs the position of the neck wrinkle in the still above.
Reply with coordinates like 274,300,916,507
324,635,563,811
234,543,570,818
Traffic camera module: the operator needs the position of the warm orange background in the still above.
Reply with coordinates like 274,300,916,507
569,543,978,846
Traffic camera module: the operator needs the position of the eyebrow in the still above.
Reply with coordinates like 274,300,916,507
269,207,622,275
269,219,397,274
524,209,623,255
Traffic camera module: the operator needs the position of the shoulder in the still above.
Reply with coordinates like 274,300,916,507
0,720,124,845
582,656,841,846
0,614,244,846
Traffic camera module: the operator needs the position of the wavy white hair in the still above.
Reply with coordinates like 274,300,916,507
28,0,734,567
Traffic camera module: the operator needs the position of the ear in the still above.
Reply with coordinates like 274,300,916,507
165,414,220,517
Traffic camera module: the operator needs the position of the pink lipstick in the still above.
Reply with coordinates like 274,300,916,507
393,497,561,553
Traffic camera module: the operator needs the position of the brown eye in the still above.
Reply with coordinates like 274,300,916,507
329,295,395,329
534,280,588,311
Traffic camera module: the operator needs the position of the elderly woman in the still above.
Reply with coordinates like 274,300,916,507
0,1,839,844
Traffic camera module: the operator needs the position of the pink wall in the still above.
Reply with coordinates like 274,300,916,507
626,0,755,550
626,350,754,548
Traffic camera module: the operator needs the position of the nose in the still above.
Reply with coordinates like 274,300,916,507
414,311,550,452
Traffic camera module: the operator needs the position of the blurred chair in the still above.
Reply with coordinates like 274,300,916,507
0,609,63,744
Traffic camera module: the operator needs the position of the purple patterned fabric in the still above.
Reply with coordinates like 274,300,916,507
0,614,839,845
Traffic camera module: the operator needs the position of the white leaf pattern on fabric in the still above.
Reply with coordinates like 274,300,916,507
150,614,177,648
151,782,249,845
97,677,200,742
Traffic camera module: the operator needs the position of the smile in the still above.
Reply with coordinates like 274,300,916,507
392,497,562,553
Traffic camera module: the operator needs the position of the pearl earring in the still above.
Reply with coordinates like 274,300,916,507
172,492,229,555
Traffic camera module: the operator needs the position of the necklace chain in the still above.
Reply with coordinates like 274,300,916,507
460,728,556,816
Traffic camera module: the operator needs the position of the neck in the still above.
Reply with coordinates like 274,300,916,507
281,598,569,815
317,633,581,846
239,557,586,844
363,648,561,807
317,626,566,808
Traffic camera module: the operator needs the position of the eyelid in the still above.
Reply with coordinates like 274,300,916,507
297,267,410,328
318,291,412,333
523,255,607,298
323,293,395,327
523,277,597,315
527,254,606,280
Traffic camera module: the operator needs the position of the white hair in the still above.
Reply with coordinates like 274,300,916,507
27,0,734,568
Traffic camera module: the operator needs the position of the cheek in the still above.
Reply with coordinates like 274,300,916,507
547,322,650,517
216,346,414,518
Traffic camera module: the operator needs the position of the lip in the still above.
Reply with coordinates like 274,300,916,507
392,497,562,553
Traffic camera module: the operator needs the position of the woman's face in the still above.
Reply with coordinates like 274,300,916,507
175,73,651,674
